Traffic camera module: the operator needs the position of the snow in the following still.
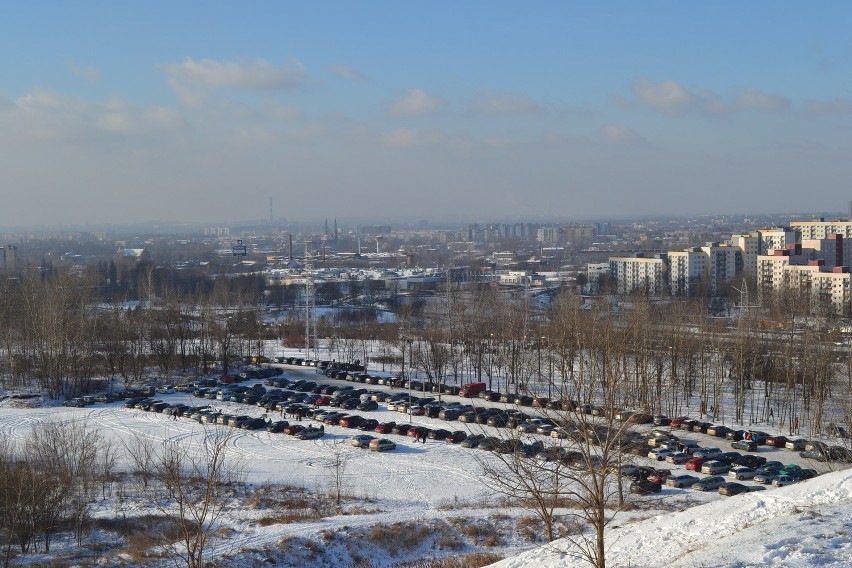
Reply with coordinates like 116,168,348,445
491,466,852,568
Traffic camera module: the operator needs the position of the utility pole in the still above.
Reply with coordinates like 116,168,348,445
304,240,317,359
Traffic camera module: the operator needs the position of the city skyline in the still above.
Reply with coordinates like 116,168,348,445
2,2,851,228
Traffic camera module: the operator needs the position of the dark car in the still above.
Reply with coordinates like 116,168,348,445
267,420,289,433
731,439,758,452
708,425,732,438
391,424,413,436
486,413,509,428
719,482,750,496
356,400,379,412
448,430,467,444
733,454,767,468
653,415,671,426
428,428,451,441
241,417,268,430
460,434,485,448
630,480,662,495
339,415,364,428
765,435,790,448
726,429,746,441
358,418,379,431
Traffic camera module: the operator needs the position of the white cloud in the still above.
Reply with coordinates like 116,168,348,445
733,89,791,111
388,88,445,117
0,89,183,142
626,80,790,117
161,57,307,89
631,79,725,116
471,92,541,115
168,78,206,107
331,64,369,82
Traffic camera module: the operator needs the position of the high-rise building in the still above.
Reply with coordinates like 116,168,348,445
0,244,16,271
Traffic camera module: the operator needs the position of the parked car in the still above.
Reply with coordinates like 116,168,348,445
356,400,379,412
785,439,807,451
692,476,726,491
267,420,289,433
731,439,758,452
666,452,691,465
630,480,662,495
701,460,730,475
685,457,705,472
765,435,790,448
369,438,397,452
350,434,376,448
375,421,397,434
666,474,699,488
729,466,757,480
708,425,732,438
719,482,750,496
460,434,485,448
772,475,798,487
295,427,324,440
648,448,675,461
447,430,467,444
734,454,767,468
693,447,723,460
646,469,672,485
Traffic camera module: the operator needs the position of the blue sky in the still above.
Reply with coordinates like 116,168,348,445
2,2,851,227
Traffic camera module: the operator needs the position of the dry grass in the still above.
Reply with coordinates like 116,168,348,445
515,515,542,543
390,552,505,568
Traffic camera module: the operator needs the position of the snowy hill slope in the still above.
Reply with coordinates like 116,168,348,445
492,467,852,568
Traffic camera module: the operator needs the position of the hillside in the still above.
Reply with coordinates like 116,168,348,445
492,466,852,568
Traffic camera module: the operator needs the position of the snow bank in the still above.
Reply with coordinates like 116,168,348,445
492,467,852,568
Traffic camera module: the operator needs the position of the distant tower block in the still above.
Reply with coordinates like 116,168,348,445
269,196,274,225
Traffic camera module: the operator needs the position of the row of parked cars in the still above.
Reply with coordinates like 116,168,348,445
123,394,328,441
654,415,852,463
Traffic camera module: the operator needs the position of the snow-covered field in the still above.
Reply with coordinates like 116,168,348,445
1,360,849,567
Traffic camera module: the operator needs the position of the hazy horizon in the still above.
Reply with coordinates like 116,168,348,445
2,2,851,227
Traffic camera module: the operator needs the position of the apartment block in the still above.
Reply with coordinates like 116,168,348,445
609,255,666,296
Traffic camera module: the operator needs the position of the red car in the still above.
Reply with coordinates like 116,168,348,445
647,468,672,484
670,416,689,428
339,415,364,428
765,435,789,448
375,421,396,434
685,457,705,472
283,424,305,435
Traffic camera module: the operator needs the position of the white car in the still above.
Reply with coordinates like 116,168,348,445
772,475,798,487
729,466,756,480
692,447,722,460
648,448,674,461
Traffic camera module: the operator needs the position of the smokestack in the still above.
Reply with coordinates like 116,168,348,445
848,200,851,221
289,234,293,262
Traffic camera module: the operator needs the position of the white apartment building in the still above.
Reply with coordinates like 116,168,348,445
701,242,739,295
730,233,759,275
586,262,610,293
668,248,706,297
791,219,852,240
759,228,797,255
609,256,666,296
811,269,852,314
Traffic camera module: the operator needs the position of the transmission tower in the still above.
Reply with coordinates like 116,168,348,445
304,240,318,359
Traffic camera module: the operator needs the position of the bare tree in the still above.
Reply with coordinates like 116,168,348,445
138,427,244,568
